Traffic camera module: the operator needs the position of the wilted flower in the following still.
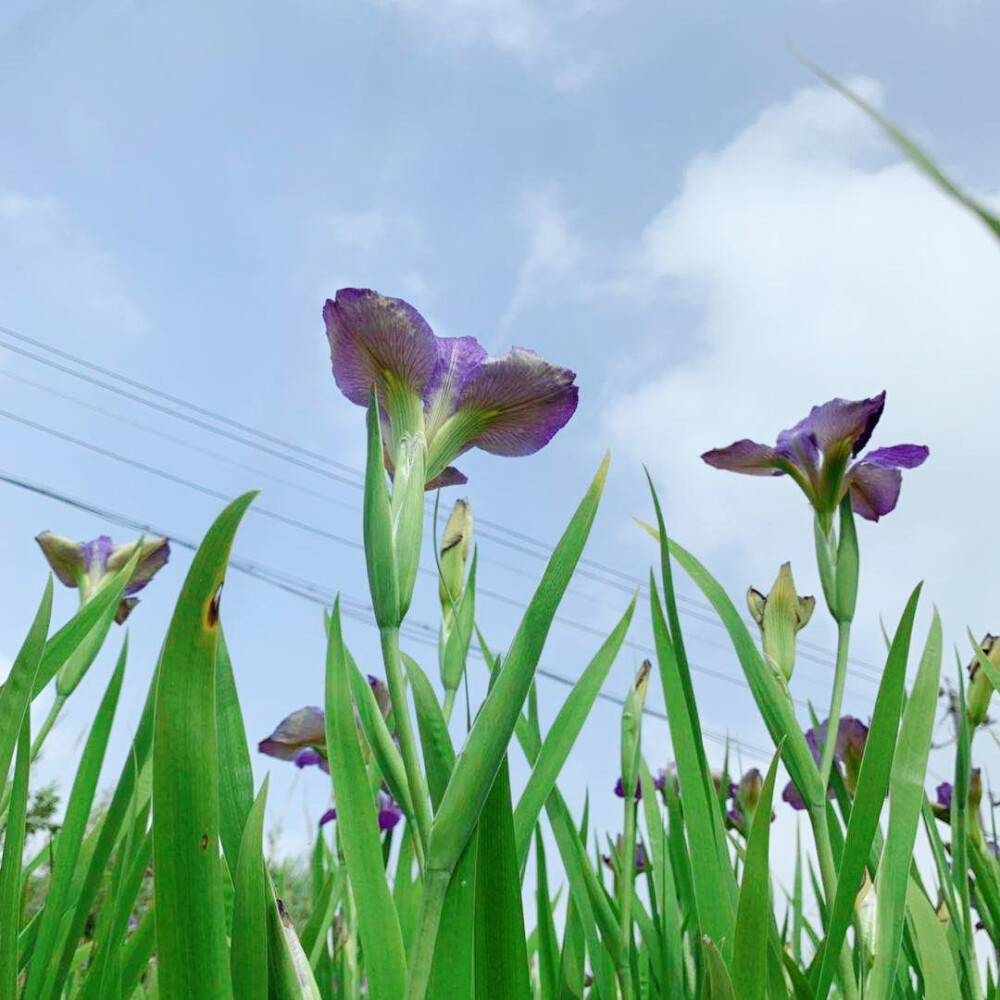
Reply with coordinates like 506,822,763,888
782,716,869,810
747,563,815,684
702,393,928,523
319,789,402,832
36,532,170,623
967,634,999,728
324,288,579,488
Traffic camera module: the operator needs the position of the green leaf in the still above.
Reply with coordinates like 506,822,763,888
231,779,270,1000
430,454,609,875
535,828,559,1000
473,755,531,1000
0,717,29,1000
730,747,782,1000
324,598,407,1000
267,898,323,1000
402,652,456,812
26,640,127,1000
813,584,922,1000
153,492,256,1000
513,594,637,870
0,581,52,797
868,610,943,998
702,939,737,1000
425,834,477,1000
905,877,962,1000
555,881,586,1000
805,58,1000,243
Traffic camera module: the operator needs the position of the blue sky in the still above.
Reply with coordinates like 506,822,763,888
2,0,1000,876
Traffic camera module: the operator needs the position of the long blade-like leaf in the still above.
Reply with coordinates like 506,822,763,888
0,718,29,999
232,780,270,1000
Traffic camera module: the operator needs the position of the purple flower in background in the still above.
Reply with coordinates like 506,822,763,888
318,790,402,832
602,837,648,874
258,707,329,773
323,289,579,488
933,782,953,820
614,777,642,800
36,532,170,623
782,716,870,810
702,393,928,522
932,770,982,823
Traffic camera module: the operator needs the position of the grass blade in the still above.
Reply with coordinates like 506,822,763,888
324,598,407,1000
868,610,943,997
535,828,559,1000
402,652,456,812
0,717,29,1000
232,779,270,1000
153,492,257,1000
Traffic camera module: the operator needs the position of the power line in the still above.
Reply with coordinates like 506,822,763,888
0,321,883,681
0,468,774,761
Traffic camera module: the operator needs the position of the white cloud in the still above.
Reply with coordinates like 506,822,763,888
502,185,584,325
603,79,1000,657
368,0,601,88
0,193,146,336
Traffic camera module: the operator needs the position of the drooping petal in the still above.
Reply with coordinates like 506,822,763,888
319,807,337,827
781,781,808,811
701,439,784,476
787,393,886,457
376,790,404,831
861,444,930,470
258,706,326,761
425,466,468,490
455,347,578,457
108,537,171,596
114,597,140,625
845,461,903,522
35,532,86,588
323,289,439,407
294,749,330,773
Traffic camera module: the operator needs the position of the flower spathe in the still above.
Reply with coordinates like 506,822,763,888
701,392,928,522
35,531,170,624
323,288,579,487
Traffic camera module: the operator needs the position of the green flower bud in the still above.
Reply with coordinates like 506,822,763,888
438,499,473,612
967,634,999,728
747,563,815,684
620,660,651,794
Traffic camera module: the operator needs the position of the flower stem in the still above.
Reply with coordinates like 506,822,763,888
405,867,450,1000
819,621,852,789
810,804,860,1000
31,694,66,763
380,626,433,855
619,798,638,1000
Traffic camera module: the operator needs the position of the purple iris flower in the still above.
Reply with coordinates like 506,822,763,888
701,392,928,522
782,715,869,810
602,837,648,874
614,777,642,800
258,707,329,773
932,769,982,823
35,532,170,623
323,289,579,488
934,782,953,819
319,790,402,832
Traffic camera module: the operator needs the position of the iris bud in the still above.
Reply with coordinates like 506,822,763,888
967,634,999,728
438,499,473,612
748,563,815,684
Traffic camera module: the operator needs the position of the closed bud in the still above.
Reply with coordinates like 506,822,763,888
967,634,999,728
855,869,877,961
389,432,427,620
620,661,651,794
748,563,815,684
438,499,473,611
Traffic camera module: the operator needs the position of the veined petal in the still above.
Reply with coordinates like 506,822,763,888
425,336,488,438
426,466,468,490
35,532,86,588
846,461,902,521
701,439,784,476
108,537,170,596
82,536,114,579
788,393,885,457
323,289,439,407
258,706,326,761
455,347,578,456
861,444,929,470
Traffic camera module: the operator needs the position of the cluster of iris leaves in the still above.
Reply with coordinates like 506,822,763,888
1,77,1000,1000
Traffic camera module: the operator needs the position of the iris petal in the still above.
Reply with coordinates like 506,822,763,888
324,289,439,407
788,393,886,456
861,444,930,470
846,461,903,521
258,706,326,761
701,439,783,476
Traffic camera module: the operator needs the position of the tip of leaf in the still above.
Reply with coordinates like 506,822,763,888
632,517,659,541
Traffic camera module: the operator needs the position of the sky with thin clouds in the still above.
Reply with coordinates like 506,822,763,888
1,0,999,905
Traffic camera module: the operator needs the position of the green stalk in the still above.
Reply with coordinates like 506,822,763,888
404,868,451,1000
619,797,638,1000
380,627,433,854
819,621,852,788
30,693,65,762
809,804,860,1000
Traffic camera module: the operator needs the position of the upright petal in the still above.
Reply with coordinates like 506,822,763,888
455,347,578,456
35,532,86,588
425,336,489,437
789,393,886,456
701,439,784,476
845,462,902,521
258,706,326,761
82,536,114,579
323,289,439,407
